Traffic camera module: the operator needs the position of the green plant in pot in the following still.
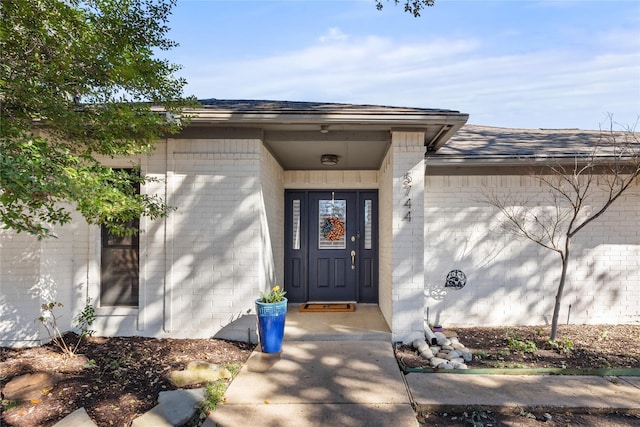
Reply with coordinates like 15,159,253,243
255,286,287,353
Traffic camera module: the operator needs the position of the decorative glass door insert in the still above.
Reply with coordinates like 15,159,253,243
318,196,346,249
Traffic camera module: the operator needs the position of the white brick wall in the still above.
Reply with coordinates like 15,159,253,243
0,231,42,346
0,212,86,346
212,144,285,343
166,138,263,339
424,175,640,328
284,170,378,189
378,148,394,330
259,145,285,290
389,132,426,343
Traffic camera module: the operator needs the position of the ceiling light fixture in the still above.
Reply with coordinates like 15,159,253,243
320,125,329,134
320,154,339,166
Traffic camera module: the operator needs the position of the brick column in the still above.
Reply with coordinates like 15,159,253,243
390,131,425,343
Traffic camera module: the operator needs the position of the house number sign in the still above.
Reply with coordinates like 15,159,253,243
402,172,412,221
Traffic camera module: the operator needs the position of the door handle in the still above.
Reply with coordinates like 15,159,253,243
351,250,356,270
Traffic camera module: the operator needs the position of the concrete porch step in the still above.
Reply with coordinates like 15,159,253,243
284,304,391,341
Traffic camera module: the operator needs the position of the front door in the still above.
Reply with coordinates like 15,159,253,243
285,190,378,303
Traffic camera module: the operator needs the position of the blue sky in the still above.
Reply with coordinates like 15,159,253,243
164,0,640,130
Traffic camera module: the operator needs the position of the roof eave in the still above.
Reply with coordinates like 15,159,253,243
425,155,639,166
184,109,469,127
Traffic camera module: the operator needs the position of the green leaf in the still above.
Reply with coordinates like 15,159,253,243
1,0,196,237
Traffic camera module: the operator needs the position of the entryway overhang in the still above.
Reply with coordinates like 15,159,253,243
179,100,469,170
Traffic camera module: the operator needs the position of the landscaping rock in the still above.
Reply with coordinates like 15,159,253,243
2,372,61,401
413,339,434,359
430,357,448,368
158,388,205,425
452,342,466,350
415,327,474,369
445,350,462,360
53,407,97,427
131,388,205,427
167,361,231,387
412,339,427,349
419,347,434,359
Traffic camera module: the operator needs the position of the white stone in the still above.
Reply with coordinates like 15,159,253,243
439,363,454,370
430,346,441,354
462,351,473,362
430,357,448,368
434,332,446,340
445,350,461,360
452,342,466,350
419,347,434,359
451,362,468,369
437,337,451,346
413,339,427,349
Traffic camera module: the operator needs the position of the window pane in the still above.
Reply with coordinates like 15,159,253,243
292,199,301,250
100,168,139,307
364,200,372,250
319,199,346,249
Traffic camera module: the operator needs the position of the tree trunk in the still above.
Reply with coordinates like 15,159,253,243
550,244,570,341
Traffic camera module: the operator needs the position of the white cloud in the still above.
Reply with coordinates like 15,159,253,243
183,28,640,129
318,27,349,43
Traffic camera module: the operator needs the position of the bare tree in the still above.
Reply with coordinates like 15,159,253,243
485,120,640,341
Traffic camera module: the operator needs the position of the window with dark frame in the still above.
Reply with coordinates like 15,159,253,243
99,170,140,307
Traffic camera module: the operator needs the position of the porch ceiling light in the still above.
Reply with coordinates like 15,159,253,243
320,125,329,133
320,154,339,166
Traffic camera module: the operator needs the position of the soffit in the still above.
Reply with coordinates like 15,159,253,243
178,100,469,170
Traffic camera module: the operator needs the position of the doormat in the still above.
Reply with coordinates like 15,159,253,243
299,303,356,313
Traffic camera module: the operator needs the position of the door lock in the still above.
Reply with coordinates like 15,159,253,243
351,250,356,270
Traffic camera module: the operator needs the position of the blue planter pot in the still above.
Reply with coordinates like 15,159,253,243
255,297,287,353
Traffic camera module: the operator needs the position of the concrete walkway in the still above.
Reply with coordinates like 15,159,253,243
204,343,640,427
408,373,640,413
203,340,418,427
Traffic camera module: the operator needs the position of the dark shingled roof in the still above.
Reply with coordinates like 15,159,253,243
197,99,461,115
431,124,638,160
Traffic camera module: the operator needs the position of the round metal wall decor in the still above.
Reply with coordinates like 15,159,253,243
445,270,467,289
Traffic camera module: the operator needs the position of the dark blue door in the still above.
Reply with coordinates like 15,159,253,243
285,190,378,303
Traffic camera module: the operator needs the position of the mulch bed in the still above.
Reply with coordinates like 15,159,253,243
0,334,253,427
395,324,640,371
